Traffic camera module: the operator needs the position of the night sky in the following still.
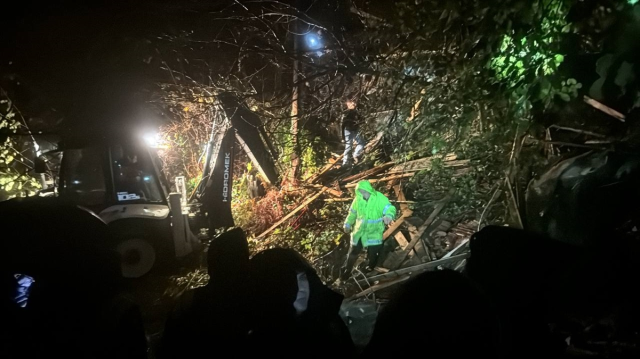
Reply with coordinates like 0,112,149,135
0,0,385,138
1,0,235,136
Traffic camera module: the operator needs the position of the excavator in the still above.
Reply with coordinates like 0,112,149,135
2,94,279,278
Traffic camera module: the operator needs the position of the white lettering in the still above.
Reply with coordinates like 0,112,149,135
222,153,231,202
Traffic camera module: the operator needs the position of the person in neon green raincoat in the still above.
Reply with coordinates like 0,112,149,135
340,180,397,279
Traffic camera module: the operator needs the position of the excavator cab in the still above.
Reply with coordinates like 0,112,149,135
55,137,199,278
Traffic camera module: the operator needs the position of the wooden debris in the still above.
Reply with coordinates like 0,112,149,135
304,184,343,198
322,198,416,204
257,188,329,240
341,162,395,183
383,210,413,240
307,155,344,183
394,232,410,248
344,173,415,188
584,96,625,122
387,155,467,174
350,275,411,300
442,239,470,259
387,191,454,269
373,266,390,273
392,184,410,213
357,253,470,286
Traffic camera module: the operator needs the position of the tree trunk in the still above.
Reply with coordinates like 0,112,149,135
289,17,301,183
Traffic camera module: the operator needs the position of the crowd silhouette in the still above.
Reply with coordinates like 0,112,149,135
2,199,639,358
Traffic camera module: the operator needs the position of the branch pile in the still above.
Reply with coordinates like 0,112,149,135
250,150,477,297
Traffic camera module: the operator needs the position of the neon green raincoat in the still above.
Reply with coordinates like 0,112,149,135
344,180,397,247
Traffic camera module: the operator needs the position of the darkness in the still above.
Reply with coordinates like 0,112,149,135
0,0,377,139
0,0,234,137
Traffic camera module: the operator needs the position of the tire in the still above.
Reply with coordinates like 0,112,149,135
116,238,156,279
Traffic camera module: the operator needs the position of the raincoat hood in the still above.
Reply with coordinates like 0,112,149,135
356,180,374,195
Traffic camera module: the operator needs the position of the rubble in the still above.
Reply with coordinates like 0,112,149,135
252,148,477,299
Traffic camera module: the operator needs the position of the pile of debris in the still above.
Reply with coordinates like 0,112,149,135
253,152,476,299
346,218,477,300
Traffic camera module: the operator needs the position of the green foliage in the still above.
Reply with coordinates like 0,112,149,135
488,0,583,113
230,169,256,230
251,201,347,260
259,225,343,260
407,133,506,221
0,99,40,201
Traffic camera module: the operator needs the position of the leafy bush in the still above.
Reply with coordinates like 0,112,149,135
0,98,40,201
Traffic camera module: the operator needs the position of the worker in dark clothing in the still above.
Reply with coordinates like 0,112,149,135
341,100,366,166
158,228,251,359
341,180,396,280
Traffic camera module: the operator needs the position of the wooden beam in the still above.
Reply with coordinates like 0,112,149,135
323,198,416,204
256,188,328,240
391,185,421,255
383,209,413,240
303,184,343,198
584,96,625,122
373,266,390,273
389,191,454,269
393,184,410,213
349,275,411,300
406,193,453,250
345,173,415,188
394,232,409,247
340,162,395,183
387,154,463,174
357,253,470,285
306,155,344,183
441,240,470,259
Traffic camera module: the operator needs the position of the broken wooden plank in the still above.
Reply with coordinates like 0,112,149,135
387,155,466,173
340,162,395,183
373,266,390,273
344,173,415,188
388,191,454,269
382,209,413,240
383,217,406,240
442,239,470,259
349,275,411,299
322,198,416,203
394,232,410,248
306,154,344,183
357,253,470,286
303,184,343,198
584,96,625,122
405,193,452,251
392,184,410,213
257,188,328,240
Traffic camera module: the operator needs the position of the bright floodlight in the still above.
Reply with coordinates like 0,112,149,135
305,33,322,50
143,132,161,148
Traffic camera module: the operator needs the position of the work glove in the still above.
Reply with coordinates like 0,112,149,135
383,216,393,226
